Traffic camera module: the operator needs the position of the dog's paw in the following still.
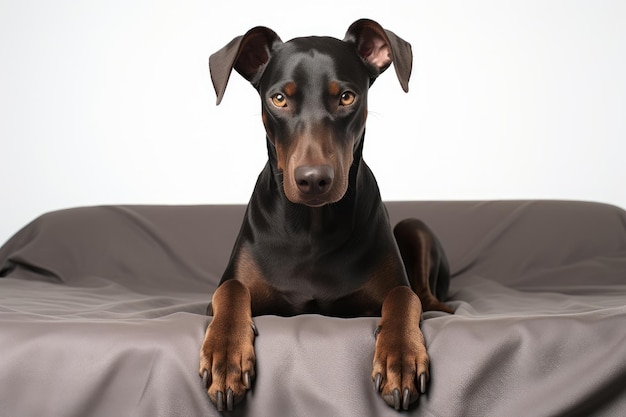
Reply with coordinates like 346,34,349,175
421,297,455,315
199,319,257,411
372,323,429,410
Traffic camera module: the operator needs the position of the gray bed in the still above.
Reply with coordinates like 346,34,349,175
1,200,625,416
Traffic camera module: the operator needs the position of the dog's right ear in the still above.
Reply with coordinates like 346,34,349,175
209,27,283,105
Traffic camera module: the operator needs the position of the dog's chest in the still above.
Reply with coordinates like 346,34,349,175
258,240,382,314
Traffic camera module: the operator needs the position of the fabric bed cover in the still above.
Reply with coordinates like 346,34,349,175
0,200,625,416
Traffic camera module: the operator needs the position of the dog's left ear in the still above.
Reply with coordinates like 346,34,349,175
344,19,412,92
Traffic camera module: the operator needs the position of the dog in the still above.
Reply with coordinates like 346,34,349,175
199,18,453,411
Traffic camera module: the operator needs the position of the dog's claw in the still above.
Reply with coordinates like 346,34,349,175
201,369,209,387
374,326,381,339
374,373,382,392
392,388,401,410
251,322,259,336
226,388,234,411
402,387,410,410
419,373,427,394
216,391,224,411
244,371,251,389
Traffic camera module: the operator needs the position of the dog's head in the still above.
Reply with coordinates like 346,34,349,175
210,19,412,207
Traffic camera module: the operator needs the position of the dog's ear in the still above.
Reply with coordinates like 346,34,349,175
210,27,283,105
344,19,412,92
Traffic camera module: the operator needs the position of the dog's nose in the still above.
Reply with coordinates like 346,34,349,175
294,165,334,195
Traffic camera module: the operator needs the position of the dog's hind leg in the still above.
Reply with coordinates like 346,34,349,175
393,218,454,314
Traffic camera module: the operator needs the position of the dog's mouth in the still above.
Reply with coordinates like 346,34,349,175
301,198,330,208
283,191,337,208
284,181,348,208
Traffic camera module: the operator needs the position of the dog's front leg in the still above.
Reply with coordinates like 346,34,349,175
199,280,256,411
372,286,429,411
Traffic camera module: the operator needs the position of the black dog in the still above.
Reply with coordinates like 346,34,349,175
200,19,453,412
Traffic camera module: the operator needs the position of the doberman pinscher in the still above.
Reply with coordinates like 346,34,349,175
199,18,453,412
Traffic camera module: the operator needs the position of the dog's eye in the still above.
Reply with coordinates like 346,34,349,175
271,93,287,108
340,91,356,106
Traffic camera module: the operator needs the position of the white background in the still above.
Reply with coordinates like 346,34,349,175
1,0,625,244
